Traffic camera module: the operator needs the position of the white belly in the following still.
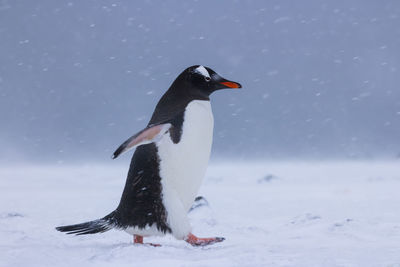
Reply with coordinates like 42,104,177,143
156,100,214,238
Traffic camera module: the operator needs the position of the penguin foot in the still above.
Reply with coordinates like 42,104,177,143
133,235,161,247
185,233,225,246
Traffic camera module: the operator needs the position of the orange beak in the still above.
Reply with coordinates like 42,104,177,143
220,81,242,88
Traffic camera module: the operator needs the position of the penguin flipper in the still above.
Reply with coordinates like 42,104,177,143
112,123,172,159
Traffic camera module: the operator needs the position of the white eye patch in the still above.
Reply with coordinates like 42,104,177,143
194,65,211,79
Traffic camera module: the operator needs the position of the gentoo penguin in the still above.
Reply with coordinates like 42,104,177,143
56,65,242,246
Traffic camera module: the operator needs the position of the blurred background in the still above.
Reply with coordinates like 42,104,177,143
1,0,399,164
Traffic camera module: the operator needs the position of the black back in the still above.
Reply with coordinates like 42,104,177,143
113,143,171,232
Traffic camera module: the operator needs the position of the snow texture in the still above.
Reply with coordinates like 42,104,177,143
1,161,400,267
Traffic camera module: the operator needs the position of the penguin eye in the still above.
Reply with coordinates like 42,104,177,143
204,76,211,82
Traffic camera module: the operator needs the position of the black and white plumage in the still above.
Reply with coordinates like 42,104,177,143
56,65,241,246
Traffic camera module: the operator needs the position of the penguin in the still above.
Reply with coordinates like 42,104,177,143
56,65,242,246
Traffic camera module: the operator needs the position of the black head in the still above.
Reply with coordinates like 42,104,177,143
148,65,242,124
171,65,242,99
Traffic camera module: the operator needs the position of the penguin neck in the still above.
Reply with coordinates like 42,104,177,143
148,82,210,126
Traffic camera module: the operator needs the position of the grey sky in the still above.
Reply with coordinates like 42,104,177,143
1,0,399,163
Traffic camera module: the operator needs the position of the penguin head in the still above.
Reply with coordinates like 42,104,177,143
177,65,242,97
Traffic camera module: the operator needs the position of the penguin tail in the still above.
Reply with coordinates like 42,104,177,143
56,213,116,235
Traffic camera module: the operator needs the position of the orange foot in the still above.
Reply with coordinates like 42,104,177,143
185,233,225,247
133,235,161,247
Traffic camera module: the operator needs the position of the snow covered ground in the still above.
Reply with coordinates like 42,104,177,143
1,161,400,267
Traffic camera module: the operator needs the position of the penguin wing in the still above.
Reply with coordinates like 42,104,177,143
112,123,172,159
